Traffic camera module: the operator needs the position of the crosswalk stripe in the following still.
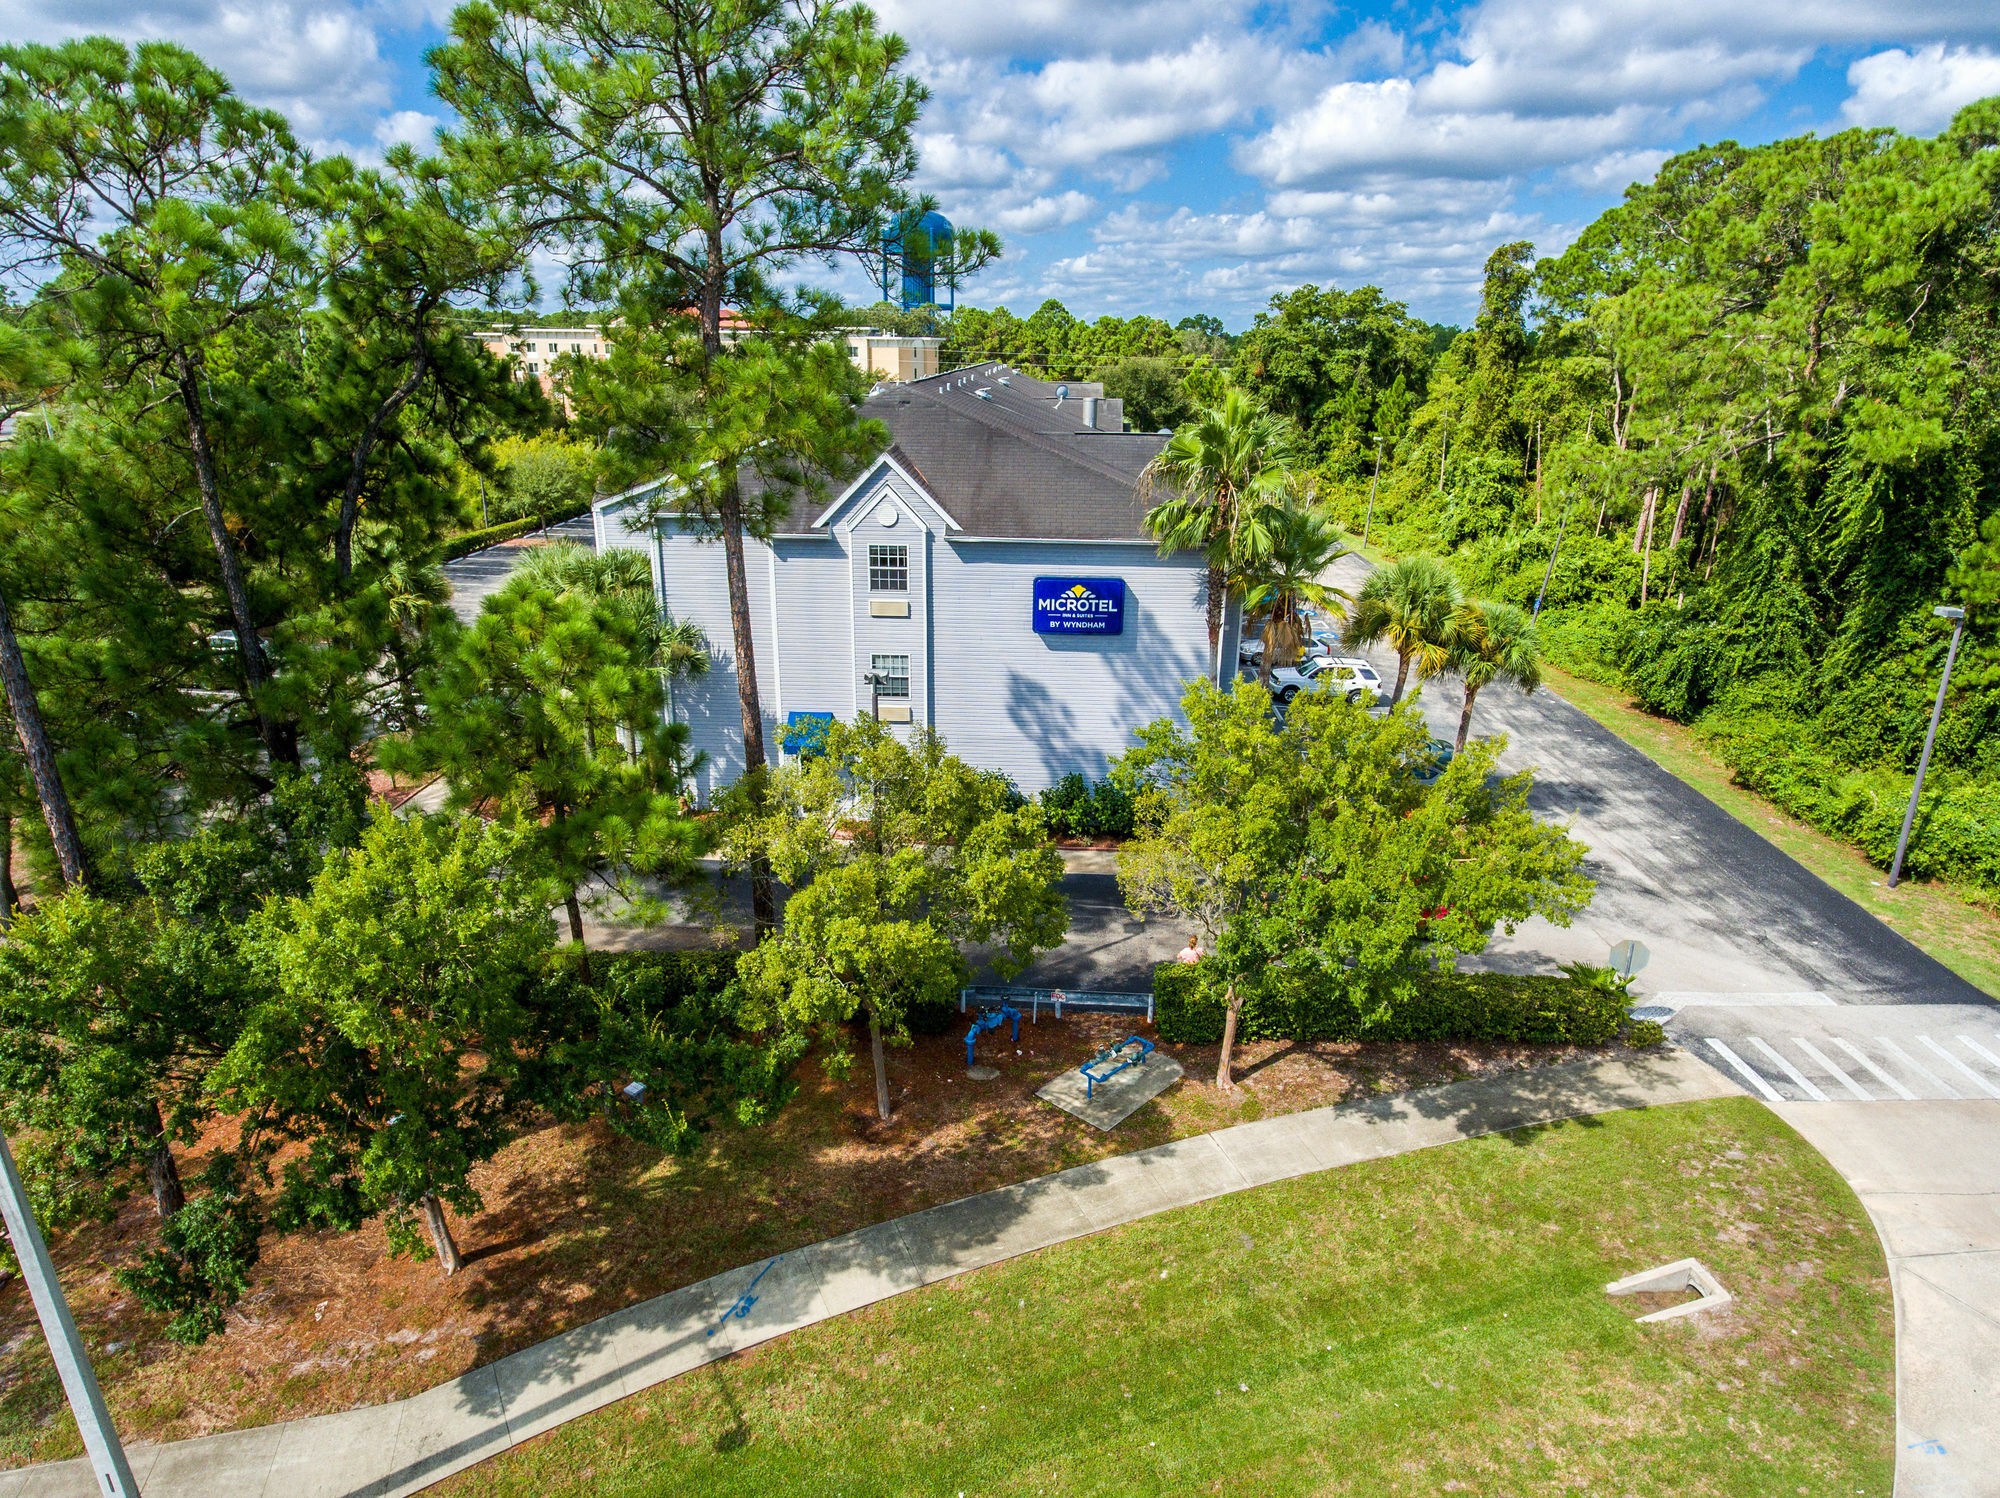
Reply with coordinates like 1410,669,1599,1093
1880,1038,1961,1099
1919,1036,2000,1098
1793,1038,1872,1101
1832,1037,1918,1100
1748,1036,1828,1101
1958,1035,2000,1074
1707,1039,1785,1102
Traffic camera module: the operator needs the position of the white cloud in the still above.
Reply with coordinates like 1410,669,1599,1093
1241,78,1655,186
1842,43,2000,131
375,109,445,151
1563,147,1674,191
985,191,1099,234
0,0,407,144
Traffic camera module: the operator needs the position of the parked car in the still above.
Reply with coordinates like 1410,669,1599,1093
1266,656,1380,706
1411,736,1455,786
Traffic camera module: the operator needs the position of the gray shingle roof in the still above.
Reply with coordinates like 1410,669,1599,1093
770,364,1172,541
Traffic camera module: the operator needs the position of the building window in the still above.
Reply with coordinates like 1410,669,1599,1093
526,362,538,374
870,653,909,698
524,341,537,352
571,342,582,353
868,544,908,592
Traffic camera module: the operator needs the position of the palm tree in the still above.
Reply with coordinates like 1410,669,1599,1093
516,541,709,714
1239,505,1352,690
1342,554,1464,706
1140,389,1297,668
1442,599,1542,750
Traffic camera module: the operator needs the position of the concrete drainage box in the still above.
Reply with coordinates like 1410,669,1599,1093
1604,1258,1733,1323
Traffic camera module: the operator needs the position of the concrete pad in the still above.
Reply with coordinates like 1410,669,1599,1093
0,1460,97,1498
1036,1050,1182,1130
1863,1193,2000,1259
139,1421,285,1496
1206,1111,1330,1187
1057,1136,1245,1231
372,1366,512,1498
1891,1265,2000,1497
1769,1100,2000,1195
258,1405,403,1498
795,1219,919,1319
491,1304,650,1445
895,1173,1098,1281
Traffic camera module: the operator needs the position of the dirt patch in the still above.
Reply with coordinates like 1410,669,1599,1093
0,1016,1622,1466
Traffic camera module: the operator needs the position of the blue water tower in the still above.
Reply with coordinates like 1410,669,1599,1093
883,210,954,311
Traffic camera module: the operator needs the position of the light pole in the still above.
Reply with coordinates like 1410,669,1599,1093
1888,604,1968,888
1532,489,1577,620
1361,437,1383,551
0,1129,140,1498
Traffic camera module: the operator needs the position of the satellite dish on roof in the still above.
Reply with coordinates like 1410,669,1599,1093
1055,384,1068,403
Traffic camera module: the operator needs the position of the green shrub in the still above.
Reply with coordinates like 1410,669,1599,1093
1154,961,1629,1046
442,502,593,561
1625,1020,1667,1048
1038,773,1135,840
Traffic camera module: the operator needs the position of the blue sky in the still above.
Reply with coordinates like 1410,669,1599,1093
9,1,2000,324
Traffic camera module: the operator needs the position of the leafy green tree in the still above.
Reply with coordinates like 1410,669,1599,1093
1343,553,1464,705
1440,600,1543,750
0,39,316,763
1142,389,1299,661
219,809,557,1275
491,433,596,528
435,0,996,947
1233,284,1435,462
386,572,703,982
1240,506,1351,689
565,310,884,936
0,768,362,1336
1095,355,1192,432
727,718,1067,1121
1117,681,1592,1087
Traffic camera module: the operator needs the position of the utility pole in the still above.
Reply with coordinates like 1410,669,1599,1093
1888,605,1968,888
1533,490,1577,620
0,1130,140,1498
1361,437,1383,551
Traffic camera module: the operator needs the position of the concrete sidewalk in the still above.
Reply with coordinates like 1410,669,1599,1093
1770,1102,2000,1498
0,1050,1736,1498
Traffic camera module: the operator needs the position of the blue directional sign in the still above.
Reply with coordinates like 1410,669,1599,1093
1032,577,1125,635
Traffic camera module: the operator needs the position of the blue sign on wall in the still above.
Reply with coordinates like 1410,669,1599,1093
782,711,835,758
1033,577,1126,635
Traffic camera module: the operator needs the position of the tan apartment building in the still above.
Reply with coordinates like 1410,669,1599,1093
467,317,945,407
841,328,944,383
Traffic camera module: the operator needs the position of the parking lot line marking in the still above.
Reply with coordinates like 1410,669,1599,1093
1793,1038,1871,1101
1748,1036,1827,1101
1707,1039,1784,1102
1958,1036,2000,1075
1832,1038,1917,1101
1919,1036,2000,1099
1880,1038,1961,1099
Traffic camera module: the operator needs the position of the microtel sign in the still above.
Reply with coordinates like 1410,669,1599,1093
1032,577,1126,635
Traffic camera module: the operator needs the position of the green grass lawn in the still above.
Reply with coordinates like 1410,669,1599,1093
441,1098,1893,1497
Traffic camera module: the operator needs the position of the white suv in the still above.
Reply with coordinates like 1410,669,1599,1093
1266,656,1381,706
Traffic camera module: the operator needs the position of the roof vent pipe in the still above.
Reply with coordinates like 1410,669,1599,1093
1083,396,1098,429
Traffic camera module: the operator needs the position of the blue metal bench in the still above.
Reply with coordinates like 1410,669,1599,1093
1080,1035,1155,1099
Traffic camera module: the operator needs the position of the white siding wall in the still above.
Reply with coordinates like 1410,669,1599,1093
593,465,1233,802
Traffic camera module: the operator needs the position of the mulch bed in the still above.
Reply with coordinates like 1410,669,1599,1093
0,1013,1616,1466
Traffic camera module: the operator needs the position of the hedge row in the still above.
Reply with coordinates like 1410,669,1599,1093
1153,962,1630,1046
441,503,593,561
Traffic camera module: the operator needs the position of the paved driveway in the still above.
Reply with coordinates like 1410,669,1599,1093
1323,555,1987,1006
442,515,595,623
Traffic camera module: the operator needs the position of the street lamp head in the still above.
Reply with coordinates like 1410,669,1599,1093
1934,605,1966,621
